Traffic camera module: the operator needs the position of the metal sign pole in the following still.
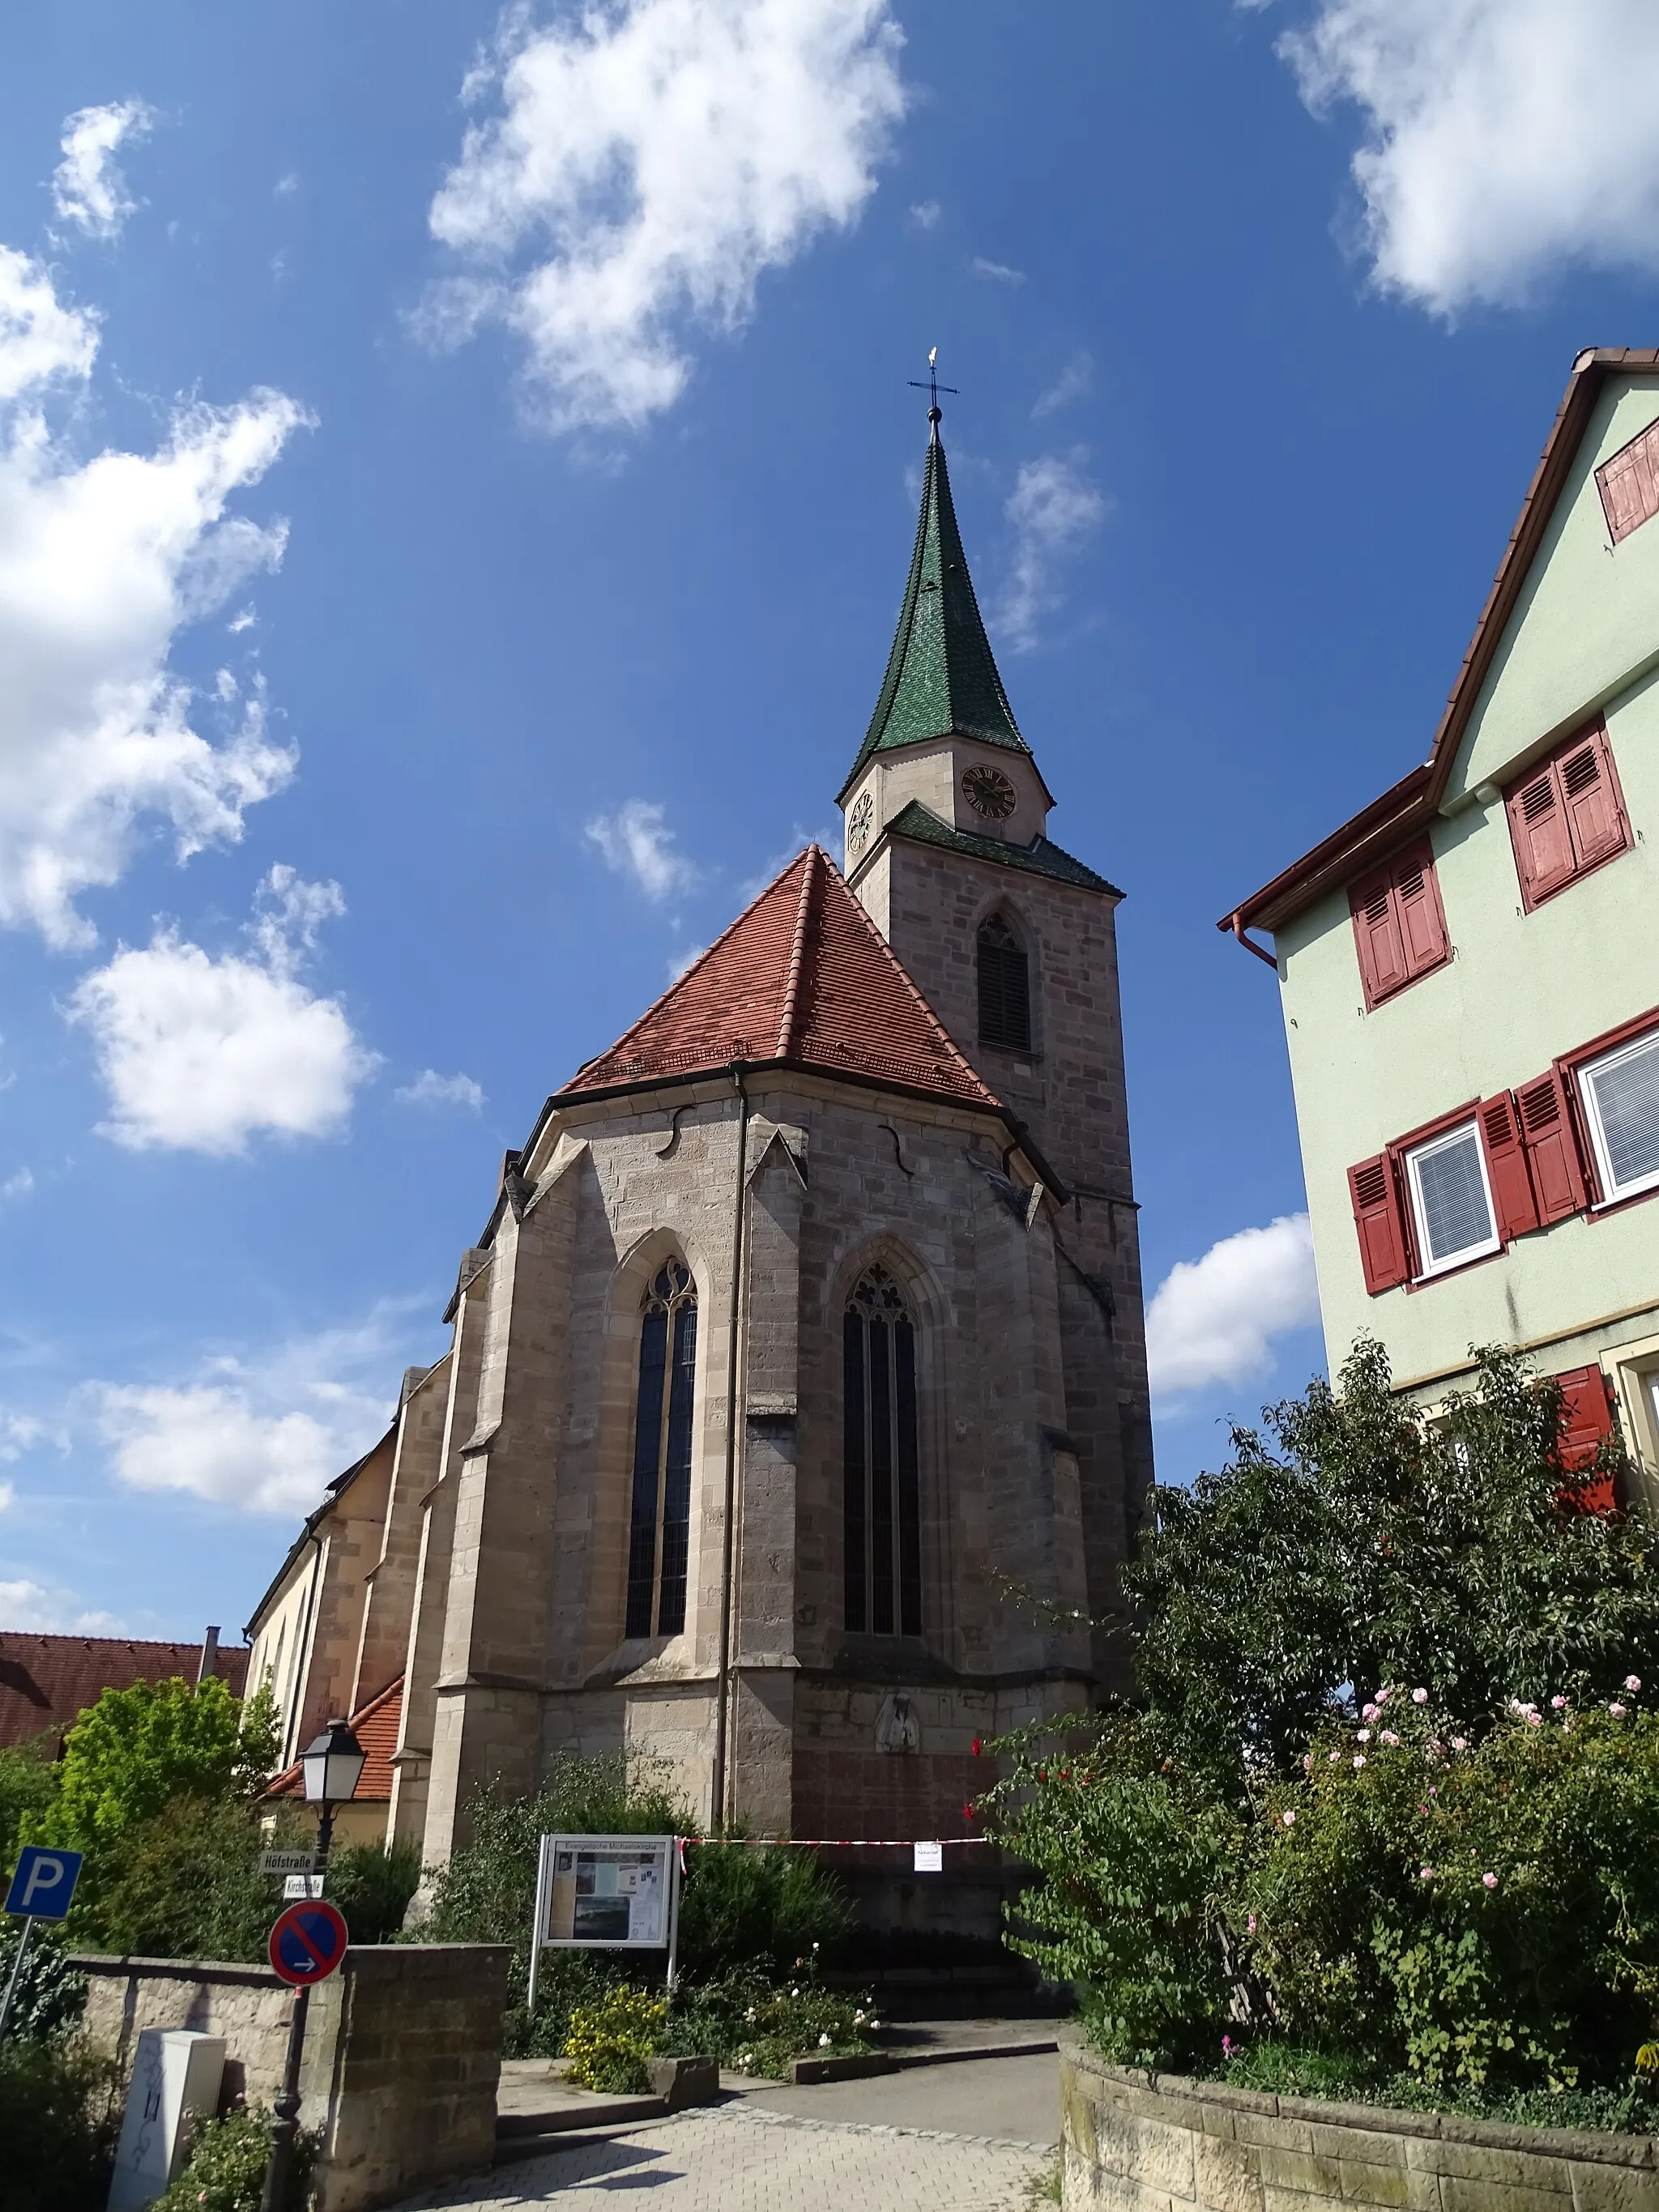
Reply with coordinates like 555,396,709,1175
664,1846,680,1992
258,1983,310,2212
0,1916,34,2043
527,1835,552,2018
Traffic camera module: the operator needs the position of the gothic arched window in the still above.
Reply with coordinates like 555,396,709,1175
625,1259,698,1639
843,1266,921,1636
977,914,1031,1052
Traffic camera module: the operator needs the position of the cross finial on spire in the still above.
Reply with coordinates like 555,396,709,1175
907,345,958,435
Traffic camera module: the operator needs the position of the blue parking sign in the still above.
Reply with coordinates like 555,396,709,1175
5,1846,83,1920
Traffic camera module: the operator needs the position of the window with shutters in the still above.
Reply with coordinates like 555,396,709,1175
1402,1120,1500,1277
1595,416,1659,544
842,1265,921,1638
1576,1025,1659,1205
1348,838,1450,1008
977,914,1032,1053
1504,721,1631,910
625,1259,698,1639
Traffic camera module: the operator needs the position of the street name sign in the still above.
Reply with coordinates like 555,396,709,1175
259,1849,318,1877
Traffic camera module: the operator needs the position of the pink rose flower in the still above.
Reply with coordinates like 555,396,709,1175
1610,1703,1628,1719
1419,1867,1434,1881
1412,1688,1428,1704
1247,1913,1257,1934
1451,1737,1468,1751
1352,1754,1367,1769
1482,1872,1499,1889
1328,1750,1341,1764
1282,1810,1296,1827
1626,1676,1642,1693
1380,1729,1400,1746
1550,1695,1567,1710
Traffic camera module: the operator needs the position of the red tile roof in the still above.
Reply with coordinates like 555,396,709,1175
263,1674,403,1805
564,846,999,1109
0,1634,249,1751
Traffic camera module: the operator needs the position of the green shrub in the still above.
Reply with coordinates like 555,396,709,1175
83,1794,304,1963
676,1840,849,1980
0,2035,122,2212
152,2103,316,2212
416,1751,689,2050
979,1344,1659,2108
664,1965,876,2078
1242,1694,1659,2092
564,1986,667,2093
325,1837,422,1945
0,1919,87,2042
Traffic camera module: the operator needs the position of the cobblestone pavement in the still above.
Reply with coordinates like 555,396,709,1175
398,2102,1051,2211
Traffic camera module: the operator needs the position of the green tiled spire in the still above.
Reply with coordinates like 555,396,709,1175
838,417,1027,801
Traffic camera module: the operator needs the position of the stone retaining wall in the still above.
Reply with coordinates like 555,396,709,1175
75,1946,510,2212
1060,2043,1659,2212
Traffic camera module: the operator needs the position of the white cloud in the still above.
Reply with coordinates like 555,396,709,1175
395,1068,485,1110
66,865,378,1155
995,451,1106,654
667,941,709,980
0,1169,32,1204
0,1575,122,1633
1275,0,1659,315
1146,1213,1320,1400
0,1482,12,1511
0,1413,41,1462
94,1306,409,1516
907,198,940,230
0,244,309,949
585,799,698,901
969,255,1025,285
52,100,156,242
1032,351,1092,418
424,0,906,432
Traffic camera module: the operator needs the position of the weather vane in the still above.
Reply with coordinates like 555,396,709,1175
908,345,958,421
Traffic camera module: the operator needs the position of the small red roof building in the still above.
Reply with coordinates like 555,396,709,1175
0,1631,248,1751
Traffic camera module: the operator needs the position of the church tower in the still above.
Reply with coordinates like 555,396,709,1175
840,403,1154,1647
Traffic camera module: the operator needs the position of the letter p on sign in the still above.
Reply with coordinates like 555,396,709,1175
5,1845,84,1920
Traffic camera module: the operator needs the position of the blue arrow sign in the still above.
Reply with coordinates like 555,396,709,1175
5,1846,83,1920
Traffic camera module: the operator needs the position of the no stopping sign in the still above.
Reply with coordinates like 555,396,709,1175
268,1899,349,1987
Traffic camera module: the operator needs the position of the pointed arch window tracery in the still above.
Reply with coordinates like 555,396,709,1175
842,1265,922,1636
625,1259,698,1639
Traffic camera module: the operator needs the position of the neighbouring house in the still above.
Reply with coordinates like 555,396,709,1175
261,1673,403,1850
1221,348,1659,1508
0,1630,247,1752
245,403,1152,1919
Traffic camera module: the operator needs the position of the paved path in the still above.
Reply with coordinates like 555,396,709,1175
399,2099,1051,2211
741,2049,1061,2143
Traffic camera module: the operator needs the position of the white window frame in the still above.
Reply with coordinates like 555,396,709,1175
1403,1119,1500,1278
1576,1027,1659,1206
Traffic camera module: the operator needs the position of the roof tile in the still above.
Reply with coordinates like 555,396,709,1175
0,1634,249,1751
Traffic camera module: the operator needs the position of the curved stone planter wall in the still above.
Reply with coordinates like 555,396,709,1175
1060,2044,1659,2212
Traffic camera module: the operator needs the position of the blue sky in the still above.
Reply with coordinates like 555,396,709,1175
2,0,1657,1639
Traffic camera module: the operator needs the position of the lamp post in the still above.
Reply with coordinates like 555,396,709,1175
260,1719,365,2212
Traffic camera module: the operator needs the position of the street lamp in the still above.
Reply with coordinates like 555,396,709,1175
260,1720,364,2212
301,1717,365,1869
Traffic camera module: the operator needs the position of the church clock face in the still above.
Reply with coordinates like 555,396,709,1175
962,763,1017,821
848,790,874,858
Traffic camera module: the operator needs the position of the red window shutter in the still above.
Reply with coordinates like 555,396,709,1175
1349,866,1408,1008
1392,843,1448,978
1559,728,1627,871
1516,1068,1589,1220
1506,763,1576,906
1478,1092,1539,1242
1553,1366,1618,1515
1349,1154,1410,1293
1595,416,1659,543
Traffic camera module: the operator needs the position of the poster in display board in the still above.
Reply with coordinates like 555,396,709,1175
527,1833,680,2011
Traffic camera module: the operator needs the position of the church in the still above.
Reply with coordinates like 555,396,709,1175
246,402,1153,1894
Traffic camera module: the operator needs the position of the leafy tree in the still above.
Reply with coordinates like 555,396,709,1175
0,1730,59,1880
85,1794,305,1963
1126,1341,1659,1795
325,1837,423,1946
41,1677,278,1861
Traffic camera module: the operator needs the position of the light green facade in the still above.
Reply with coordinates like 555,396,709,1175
1274,373,1659,1470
